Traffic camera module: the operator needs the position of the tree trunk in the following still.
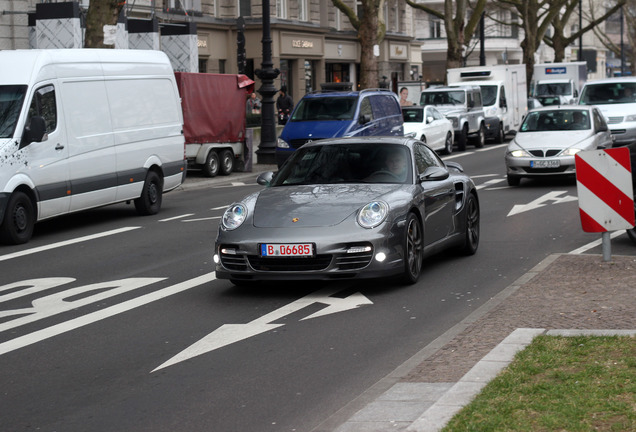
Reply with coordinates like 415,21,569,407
84,0,123,48
358,2,380,88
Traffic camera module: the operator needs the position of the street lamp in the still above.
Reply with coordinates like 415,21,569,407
254,0,280,165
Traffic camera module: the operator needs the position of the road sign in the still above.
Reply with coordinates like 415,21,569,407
575,147,635,233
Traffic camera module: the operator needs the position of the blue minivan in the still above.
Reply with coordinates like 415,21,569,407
275,87,404,167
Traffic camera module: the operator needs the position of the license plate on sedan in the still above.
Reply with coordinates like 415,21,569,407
260,243,314,257
530,160,560,168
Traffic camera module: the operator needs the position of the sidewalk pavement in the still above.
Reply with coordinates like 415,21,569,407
181,165,636,432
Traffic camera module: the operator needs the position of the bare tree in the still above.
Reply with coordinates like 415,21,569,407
332,0,387,89
84,0,125,48
545,0,626,62
495,0,568,91
405,0,487,74
592,0,636,75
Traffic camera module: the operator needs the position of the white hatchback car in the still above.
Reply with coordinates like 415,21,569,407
505,106,613,186
402,105,454,154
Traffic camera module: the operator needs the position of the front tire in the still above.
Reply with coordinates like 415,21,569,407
134,170,163,215
443,132,453,155
458,124,468,151
494,123,505,144
0,191,35,245
460,193,480,255
507,174,521,187
627,201,636,245
402,212,423,284
473,123,485,148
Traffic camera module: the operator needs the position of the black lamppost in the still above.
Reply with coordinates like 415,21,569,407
479,12,485,66
254,0,280,165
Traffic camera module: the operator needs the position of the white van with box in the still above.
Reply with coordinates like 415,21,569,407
0,49,186,244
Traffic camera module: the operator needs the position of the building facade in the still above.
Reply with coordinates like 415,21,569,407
1,0,423,101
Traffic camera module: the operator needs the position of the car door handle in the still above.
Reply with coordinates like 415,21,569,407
55,144,64,150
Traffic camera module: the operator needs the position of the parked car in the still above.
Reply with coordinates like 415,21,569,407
420,85,485,151
214,136,480,285
505,106,613,186
527,97,543,110
275,86,404,167
402,105,454,154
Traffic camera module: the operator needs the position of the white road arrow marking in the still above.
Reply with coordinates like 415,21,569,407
152,287,373,372
508,191,577,216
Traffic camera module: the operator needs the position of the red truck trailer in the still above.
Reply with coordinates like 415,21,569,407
174,72,254,177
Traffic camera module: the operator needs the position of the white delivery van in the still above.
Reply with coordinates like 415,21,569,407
447,64,527,143
0,49,186,244
532,61,587,105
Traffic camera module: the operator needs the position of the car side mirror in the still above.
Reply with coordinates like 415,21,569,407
20,115,47,149
359,114,371,124
419,166,449,182
257,171,275,186
426,116,434,124
598,124,608,132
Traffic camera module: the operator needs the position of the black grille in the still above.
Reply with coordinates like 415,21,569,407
529,149,561,158
247,255,332,271
289,138,322,149
220,253,249,271
523,167,569,174
335,251,374,270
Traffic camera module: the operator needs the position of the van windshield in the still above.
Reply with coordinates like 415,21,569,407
290,96,357,121
421,91,465,106
479,85,498,106
0,85,27,139
579,82,636,105
535,82,571,97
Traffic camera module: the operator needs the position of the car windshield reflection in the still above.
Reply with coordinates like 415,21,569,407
520,110,591,132
272,143,413,186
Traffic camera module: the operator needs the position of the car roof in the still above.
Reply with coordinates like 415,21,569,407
302,89,394,98
302,136,414,148
582,77,636,86
527,105,592,113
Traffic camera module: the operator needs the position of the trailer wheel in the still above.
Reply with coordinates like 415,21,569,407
134,170,163,215
219,149,234,176
203,150,220,178
0,191,35,245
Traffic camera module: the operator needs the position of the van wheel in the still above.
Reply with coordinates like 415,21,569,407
495,123,505,144
219,150,234,176
203,151,219,178
0,191,35,245
458,124,468,151
135,170,163,215
443,132,453,155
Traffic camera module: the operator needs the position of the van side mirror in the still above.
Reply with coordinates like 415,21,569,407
20,116,47,148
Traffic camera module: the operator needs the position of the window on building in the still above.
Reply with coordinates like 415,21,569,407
299,0,308,21
430,17,441,39
239,0,251,17
277,0,287,19
168,0,201,12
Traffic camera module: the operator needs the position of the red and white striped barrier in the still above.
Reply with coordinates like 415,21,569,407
575,147,635,233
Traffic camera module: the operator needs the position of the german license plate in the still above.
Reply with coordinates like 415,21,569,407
260,243,313,257
530,160,560,168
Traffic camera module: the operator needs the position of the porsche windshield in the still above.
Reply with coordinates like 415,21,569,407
421,91,465,106
290,96,357,121
0,85,27,139
272,143,413,185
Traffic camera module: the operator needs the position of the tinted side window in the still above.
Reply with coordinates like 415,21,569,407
27,85,57,133
414,142,443,174
360,97,373,120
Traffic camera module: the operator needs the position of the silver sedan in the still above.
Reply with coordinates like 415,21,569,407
213,137,480,285
505,106,614,186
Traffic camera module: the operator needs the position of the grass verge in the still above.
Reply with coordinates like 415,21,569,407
442,335,636,431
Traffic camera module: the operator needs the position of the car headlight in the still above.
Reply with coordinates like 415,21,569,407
222,203,247,230
560,148,582,156
357,201,389,229
404,131,416,138
624,114,636,122
277,138,290,149
508,148,531,158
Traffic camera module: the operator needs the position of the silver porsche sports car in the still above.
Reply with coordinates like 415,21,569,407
213,136,479,285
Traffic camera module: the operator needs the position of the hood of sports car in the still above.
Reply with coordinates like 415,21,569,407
253,184,404,228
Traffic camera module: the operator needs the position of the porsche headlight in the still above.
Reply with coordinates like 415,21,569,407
277,138,290,149
222,203,247,230
357,201,389,229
